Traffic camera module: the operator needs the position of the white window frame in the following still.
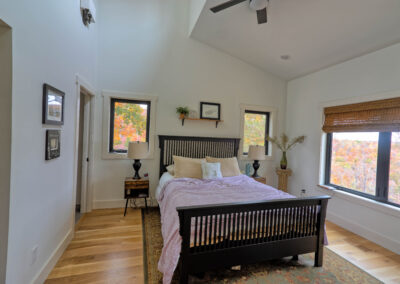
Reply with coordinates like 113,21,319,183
239,104,277,161
102,90,158,160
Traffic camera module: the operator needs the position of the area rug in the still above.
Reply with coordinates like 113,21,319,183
142,208,381,284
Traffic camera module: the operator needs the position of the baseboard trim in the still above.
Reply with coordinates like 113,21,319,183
93,198,157,209
32,229,73,284
327,211,400,254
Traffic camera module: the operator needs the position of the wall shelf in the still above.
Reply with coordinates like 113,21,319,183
180,117,223,128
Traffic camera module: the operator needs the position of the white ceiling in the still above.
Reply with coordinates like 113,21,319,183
191,0,400,80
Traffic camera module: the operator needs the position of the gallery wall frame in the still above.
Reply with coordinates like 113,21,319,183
43,83,65,125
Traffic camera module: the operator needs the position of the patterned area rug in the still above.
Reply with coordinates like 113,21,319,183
142,208,381,284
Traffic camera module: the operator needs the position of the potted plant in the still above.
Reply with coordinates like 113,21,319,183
267,133,305,169
176,106,189,119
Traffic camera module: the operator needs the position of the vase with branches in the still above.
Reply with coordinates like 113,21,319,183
267,133,305,169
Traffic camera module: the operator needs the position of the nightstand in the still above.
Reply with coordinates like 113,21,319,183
124,177,149,216
252,177,267,184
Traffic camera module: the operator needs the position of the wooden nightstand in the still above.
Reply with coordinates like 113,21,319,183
124,178,149,216
252,177,267,184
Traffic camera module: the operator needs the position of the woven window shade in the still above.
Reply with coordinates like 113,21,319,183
323,97,400,133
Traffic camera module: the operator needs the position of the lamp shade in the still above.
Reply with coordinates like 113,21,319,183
248,145,265,160
127,142,148,159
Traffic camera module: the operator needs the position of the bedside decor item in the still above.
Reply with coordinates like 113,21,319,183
245,163,252,176
200,102,221,120
276,168,292,192
127,142,148,179
248,145,265,178
267,133,305,169
43,84,65,125
176,106,189,119
45,130,61,160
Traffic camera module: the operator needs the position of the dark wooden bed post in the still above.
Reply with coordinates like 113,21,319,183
315,198,328,267
178,210,190,284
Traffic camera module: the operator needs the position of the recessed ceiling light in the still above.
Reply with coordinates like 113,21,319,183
280,55,290,60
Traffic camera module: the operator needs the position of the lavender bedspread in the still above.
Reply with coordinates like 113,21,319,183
156,175,295,284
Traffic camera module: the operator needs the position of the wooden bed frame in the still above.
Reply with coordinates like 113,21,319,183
158,135,330,284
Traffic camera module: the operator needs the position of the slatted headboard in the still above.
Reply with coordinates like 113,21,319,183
158,135,240,177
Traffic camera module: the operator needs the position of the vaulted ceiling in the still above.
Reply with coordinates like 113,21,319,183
190,0,400,80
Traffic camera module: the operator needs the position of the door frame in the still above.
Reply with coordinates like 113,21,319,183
73,74,96,218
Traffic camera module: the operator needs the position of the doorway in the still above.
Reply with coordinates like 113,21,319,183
74,76,95,224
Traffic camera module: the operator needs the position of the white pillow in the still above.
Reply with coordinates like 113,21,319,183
201,162,223,179
166,164,174,176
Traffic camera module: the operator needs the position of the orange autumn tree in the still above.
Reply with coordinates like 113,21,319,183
330,132,400,204
243,113,267,153
113,102,148,150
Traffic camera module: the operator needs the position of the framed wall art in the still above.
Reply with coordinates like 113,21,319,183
43,83,65,125
200,102,221,120
46,130,61,160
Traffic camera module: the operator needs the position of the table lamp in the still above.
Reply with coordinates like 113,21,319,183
248,145,265,178
127,142,148,179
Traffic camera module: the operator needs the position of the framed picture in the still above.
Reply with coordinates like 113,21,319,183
200,102,221,120
43,84,65,125
46,130,61,160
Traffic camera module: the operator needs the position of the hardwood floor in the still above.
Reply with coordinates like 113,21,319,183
46,208,144,284
326,221,400,284
46,209,399,284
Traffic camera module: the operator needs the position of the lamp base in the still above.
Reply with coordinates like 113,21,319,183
252,160,260,178
133,159,141,179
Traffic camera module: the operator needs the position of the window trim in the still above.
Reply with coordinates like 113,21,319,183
102,91,158,160
243,110,270,155
109,98,151,153
325,132,400,208
239,104,277,161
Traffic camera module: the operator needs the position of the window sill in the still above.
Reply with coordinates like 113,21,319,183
317,184,400,219
102,152,154,160
239,154,274,161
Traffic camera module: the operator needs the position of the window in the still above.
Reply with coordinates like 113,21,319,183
323,97,400,207
109,98,150,153
243,110,270,155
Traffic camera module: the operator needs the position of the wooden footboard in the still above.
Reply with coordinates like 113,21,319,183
177,196,330,284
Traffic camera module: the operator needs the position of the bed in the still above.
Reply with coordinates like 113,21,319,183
157,135,330,284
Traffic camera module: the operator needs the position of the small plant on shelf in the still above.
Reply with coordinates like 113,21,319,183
176,106,189,119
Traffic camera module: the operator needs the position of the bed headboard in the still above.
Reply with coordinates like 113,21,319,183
158,135,240,177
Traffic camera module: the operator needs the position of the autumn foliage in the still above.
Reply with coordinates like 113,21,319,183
243,113,267,153
113,102,148,151
330,133,400,205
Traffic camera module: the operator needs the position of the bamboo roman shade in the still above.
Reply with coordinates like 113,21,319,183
323,97,400,133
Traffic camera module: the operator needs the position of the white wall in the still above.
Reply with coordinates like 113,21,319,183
286,43,400,253
0,1,98,283
93,0,287,208
0,20,12,284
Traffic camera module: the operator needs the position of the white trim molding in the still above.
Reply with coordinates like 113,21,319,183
239,104,277,161
32,229,73,284
101,90,158,160
74,74,96,215
327,210,400,255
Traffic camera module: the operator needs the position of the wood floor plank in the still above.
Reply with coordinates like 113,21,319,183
46,208,144,284
326,221,400,283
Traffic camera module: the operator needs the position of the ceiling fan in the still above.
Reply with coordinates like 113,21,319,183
210,0,269,24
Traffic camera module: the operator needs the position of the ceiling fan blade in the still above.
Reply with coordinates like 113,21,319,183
210,0,248,13
256,7,267,24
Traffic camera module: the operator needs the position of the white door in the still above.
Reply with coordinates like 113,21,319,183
80,94,92,213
